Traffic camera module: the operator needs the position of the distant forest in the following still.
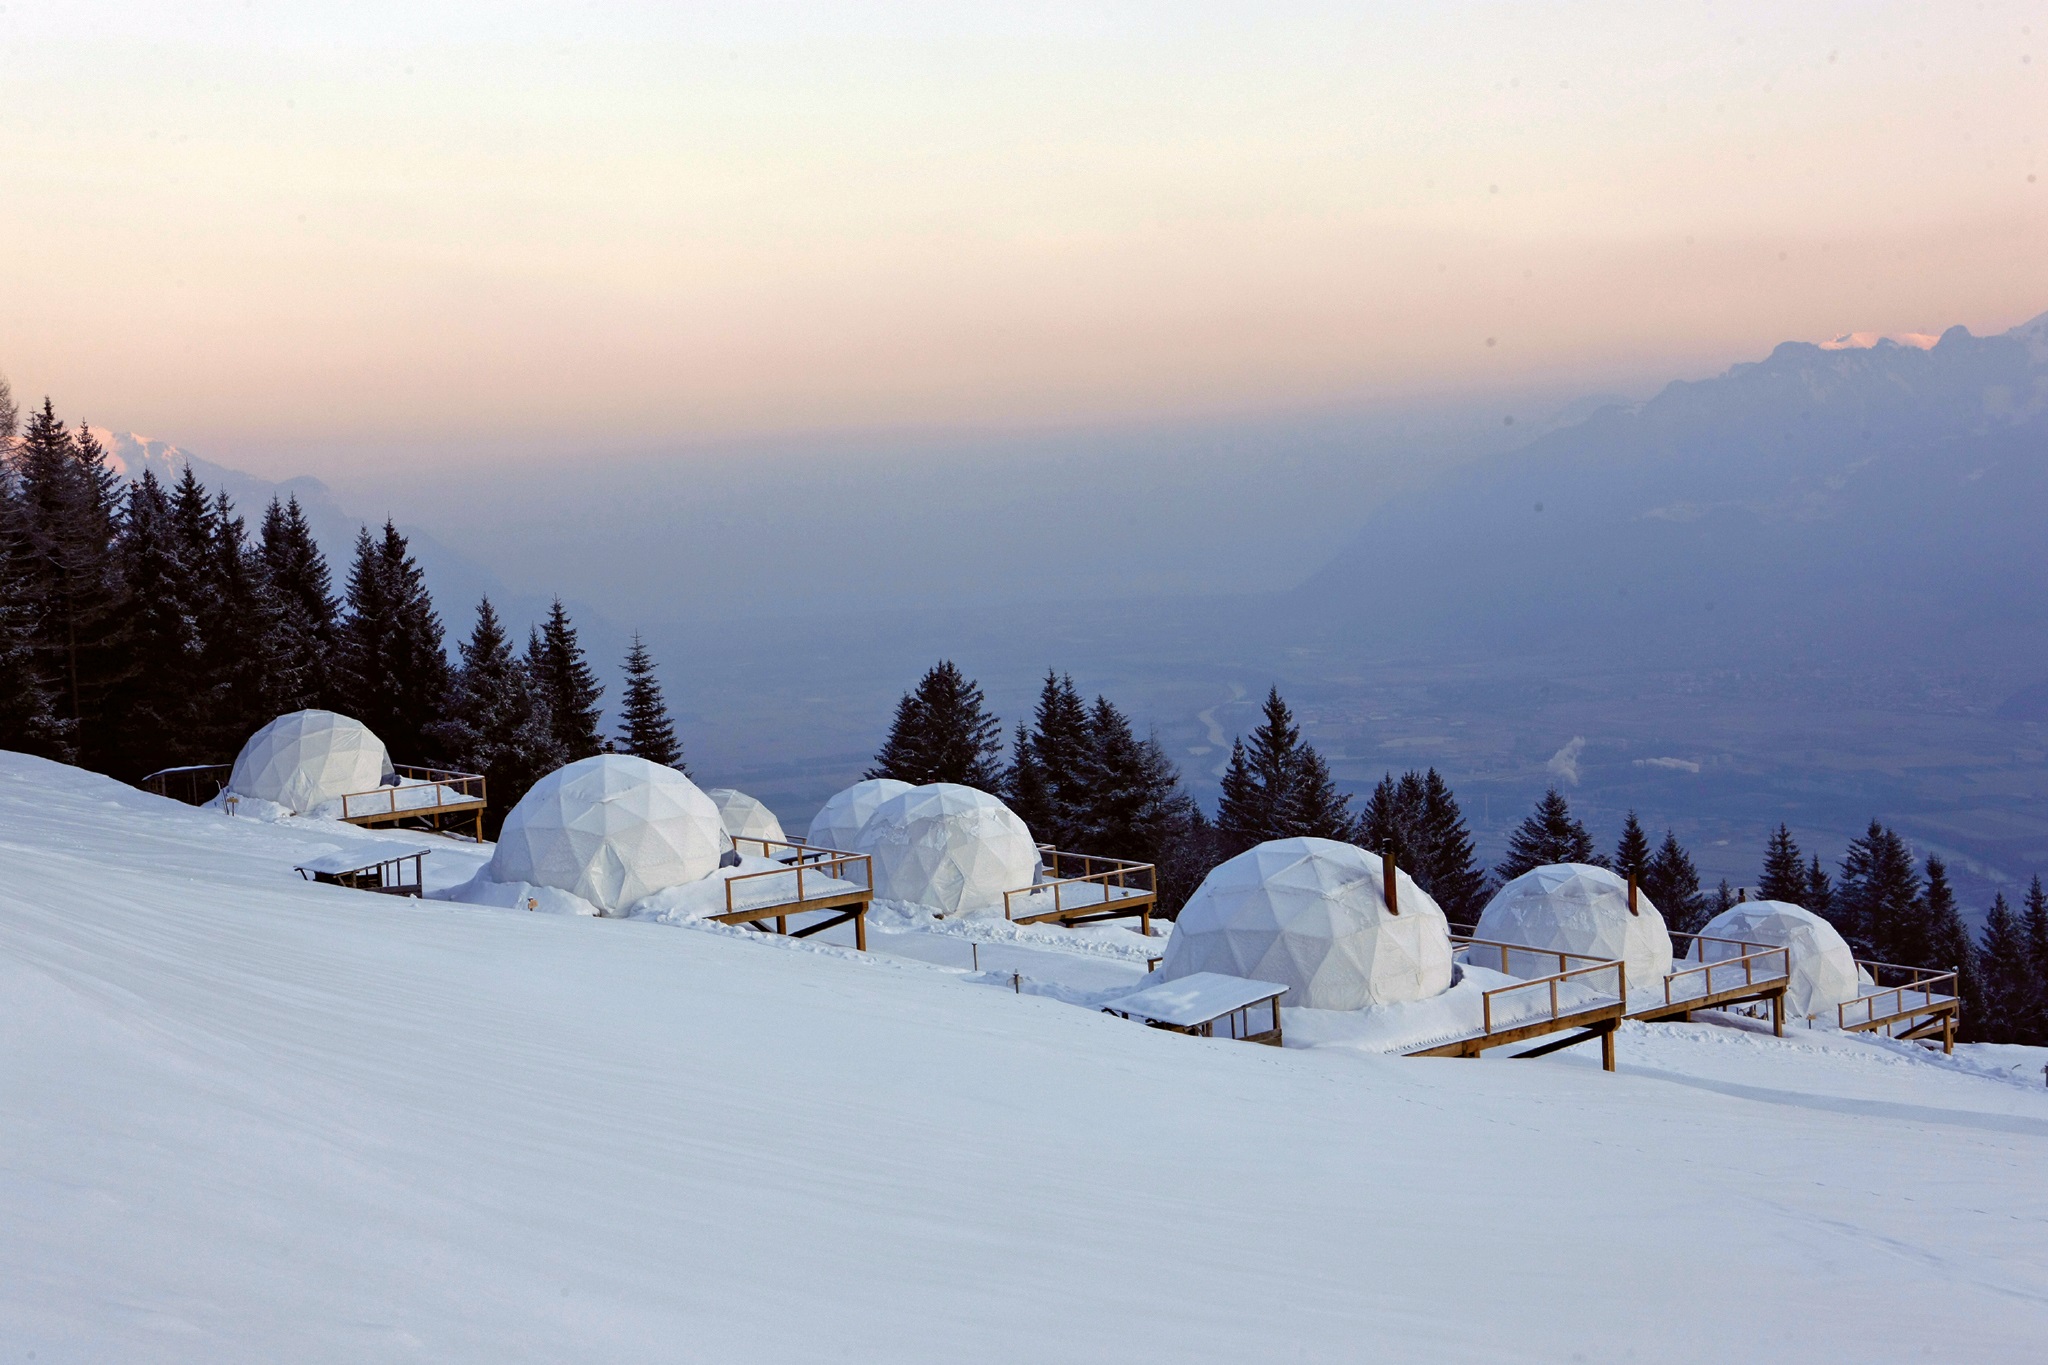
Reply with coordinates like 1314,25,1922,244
6,380,2045,1044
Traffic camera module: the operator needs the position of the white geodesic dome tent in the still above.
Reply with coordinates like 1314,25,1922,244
706,787,787,851
1476,863,1673,995
228,709,391,814
852,783,1039,916
806,778,914,852
1159,837,1453,1011
490,755,726,915
1695,900,1860,1019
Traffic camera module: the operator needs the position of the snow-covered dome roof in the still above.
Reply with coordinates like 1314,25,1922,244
1159,837,1453,1010
228,709,390,814
1476,863,1673,995
705,787,787,852
490,756,725,915
852,783,1039,916
1695,900,1859,1019
806,777,914,852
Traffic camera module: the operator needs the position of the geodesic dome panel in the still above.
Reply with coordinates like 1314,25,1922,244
490,755,725,915
1696,900,1859,1019
806,778,914,852
228,710,390,815
852,783,1038,916
706,787,787,851
1476,863,1673,995
1159,837,1453,1010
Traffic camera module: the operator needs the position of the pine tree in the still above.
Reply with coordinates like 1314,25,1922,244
1974,894,2034,1045
1355,769,1485,923
0,372,16,455
1214,687,1352,857
1004,671,1092,846
527,598,605,761
1078,696,1200,867
1837,821,1922,961
1358,773,1419,865
257,495,336,710
107,471,205,774
1922,855,1977,1037
0,492,70,759
1495,788,1600,881
1758,824,1805,903
1643,830,1708,937
427,599,563,831
197,488,278,751
2022,877,2048,1043
865,661,1004,789
332,521,449,760
1804,854,1834,915
613,633,683,770
1614,812,1653,884
14,401,124,765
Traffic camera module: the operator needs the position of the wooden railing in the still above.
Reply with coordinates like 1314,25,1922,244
140,763,234,806
1839,960,1959,1034
1450,933,1626,1040
721,834,874,912
1002,848,1156,923
1661,932,1790,1007
336,766,487,823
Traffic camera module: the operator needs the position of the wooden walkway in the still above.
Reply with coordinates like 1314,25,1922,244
1627,934,1791,1034
1840,961,1960,1053
1405,936,1629,1071
1002,848,1158,935
714,835,873,951
336,766,487,841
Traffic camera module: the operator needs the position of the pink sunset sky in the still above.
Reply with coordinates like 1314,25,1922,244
2,1,2044,477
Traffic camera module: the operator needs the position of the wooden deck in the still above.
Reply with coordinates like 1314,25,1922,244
337,766,487,840
1002,848,1158,934
712,835,873,951
1840,961,1960,1053
1405,936,1629,1070
1627,933,1791,1034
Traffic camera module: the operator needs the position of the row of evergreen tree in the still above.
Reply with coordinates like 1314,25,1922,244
865,660,2047,1043
0,388,685,827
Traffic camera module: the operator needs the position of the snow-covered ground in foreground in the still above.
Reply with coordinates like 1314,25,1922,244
4,752,2047,1362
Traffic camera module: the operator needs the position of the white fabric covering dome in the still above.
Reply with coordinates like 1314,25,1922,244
806,778,914,852
1160,838,1453,1010
490,755,725,915
228,709,390,814
705,787,787,851
1696,900,1860,1019
853,783,1039,916
1476,863,1673,995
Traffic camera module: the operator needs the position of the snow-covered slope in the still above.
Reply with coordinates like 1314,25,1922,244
3,751,2046,1361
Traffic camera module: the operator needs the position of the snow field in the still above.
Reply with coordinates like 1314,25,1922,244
5,753,2048,1361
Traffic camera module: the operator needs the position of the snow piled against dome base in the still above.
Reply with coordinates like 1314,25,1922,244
1476,863,1673,996
1696,900,1860,1020
806,778,914,852
853,783,1038,917
706,788,786,851
228,710,390,815
488,755,725,915
1160,837,1452,1011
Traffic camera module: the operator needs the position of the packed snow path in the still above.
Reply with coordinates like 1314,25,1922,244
3,754,2046,1362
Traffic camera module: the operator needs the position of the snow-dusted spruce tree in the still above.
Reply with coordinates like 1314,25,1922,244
1922,855,1979,1036
1836,821,1922,960
865,660,1004,789
1613,811,1653,884
1804,854,1834,916
0,491,72,761
2025,877,2048,1044
1642,830,1707,937
1355,768,1486,923
614,633,683,771
1214,687,1352,859
428,599,562,830
258,494,338,713
1004,670,1092,847
1494,788,1600,882
332,521,449,762
12,399,124,768
108,471,205,773
1757,825,1806,903
526,598,605,761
